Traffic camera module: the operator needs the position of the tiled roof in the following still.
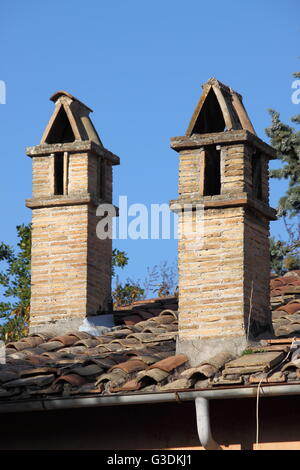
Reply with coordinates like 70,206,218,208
1,271,300,404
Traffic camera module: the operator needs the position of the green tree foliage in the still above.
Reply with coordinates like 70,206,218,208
112,279,145,308
270,237,297,276
112,260,178,308
111,249,146,307
0,224,31,341
265,71,300,274
0,226,129,341
112,249,129,276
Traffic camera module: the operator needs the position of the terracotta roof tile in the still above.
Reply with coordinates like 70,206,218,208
39,341,65,351
249,371,286,384
182,365,215,381
41,351,61,360
123,315,144,326
5,351,28,360
88,358,115,369
3,374,55,388
198,352,234,370
68,384,103,395
149,354,188,372
137,368,170,384
271,288,285,297
111,359,148,374
17,355,49,366
28,332,53,341
131,355,159,365
96,369,127,388
51,335,79,346
276,300,300,315
68,364,104,377
109,379,142,393
65,332,92,340
2,273,300,404
19,337,45,348
53,374,86,387
158,378,191,391
6,341,34,351
73,338,101,348
225,351,284,372
104,329,133,338
151,316,177,325
19,367,58,377
283,270,300,279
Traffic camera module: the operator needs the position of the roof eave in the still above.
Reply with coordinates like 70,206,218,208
1,382,300,414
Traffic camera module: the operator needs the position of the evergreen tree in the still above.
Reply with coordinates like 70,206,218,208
265,71,300,274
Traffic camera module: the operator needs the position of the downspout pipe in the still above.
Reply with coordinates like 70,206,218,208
195,397,222,450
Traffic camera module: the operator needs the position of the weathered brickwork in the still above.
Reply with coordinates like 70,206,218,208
29,148,115,329
32,157,51,198
26,91,119,331
68,153,89,194
244,210,271,331
87,153,113,202
30,204,89,326
178,206,245,339
178,149,203,197
221,144,252,194
171,78,276,360
177,206,272,342
87,205,112,315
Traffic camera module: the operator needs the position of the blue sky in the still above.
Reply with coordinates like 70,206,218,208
0,0,299,288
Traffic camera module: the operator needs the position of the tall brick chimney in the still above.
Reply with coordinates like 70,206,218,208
170,78,277,363
26,91,120,333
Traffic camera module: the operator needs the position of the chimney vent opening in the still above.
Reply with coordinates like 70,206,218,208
46,106,75,144
193,88,226,134
203,146,221,196
54,153,64,195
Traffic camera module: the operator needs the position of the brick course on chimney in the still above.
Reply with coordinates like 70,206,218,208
170,78,277,362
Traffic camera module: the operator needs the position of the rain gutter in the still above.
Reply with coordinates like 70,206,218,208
1,384,300,449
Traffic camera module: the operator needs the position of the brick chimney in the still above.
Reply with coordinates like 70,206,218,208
170,78,277,363
26,91,120,333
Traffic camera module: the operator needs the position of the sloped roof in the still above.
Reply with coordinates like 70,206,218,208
40,90,103,146
186,77,256,136
1,272,300,404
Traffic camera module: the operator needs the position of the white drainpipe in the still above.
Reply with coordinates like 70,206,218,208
195,397,222,450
